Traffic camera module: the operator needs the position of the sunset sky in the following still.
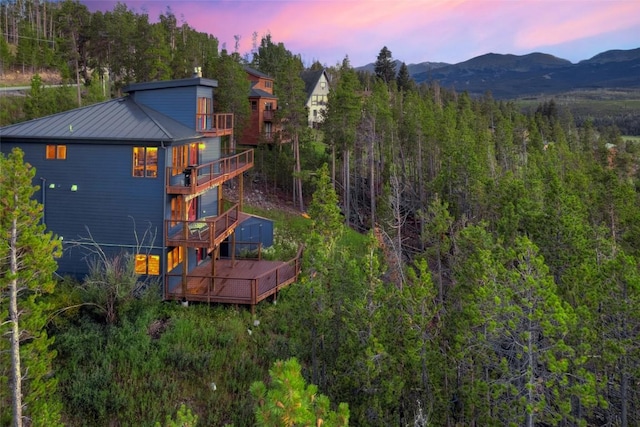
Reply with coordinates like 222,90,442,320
80,0,640,67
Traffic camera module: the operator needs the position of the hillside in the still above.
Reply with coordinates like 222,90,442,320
357,48,640,99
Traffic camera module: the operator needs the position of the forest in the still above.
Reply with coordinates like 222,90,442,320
1,1,639,426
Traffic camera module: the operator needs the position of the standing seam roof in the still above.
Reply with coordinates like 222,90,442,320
0,97,202,142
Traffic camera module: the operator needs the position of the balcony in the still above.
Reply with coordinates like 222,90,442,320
196,113,234,137
262,110,275,121
166,149,253,196
165,204,241,249
164,246,303,310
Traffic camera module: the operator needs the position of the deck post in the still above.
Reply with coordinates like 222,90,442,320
239,171,244,211
251,278,257,306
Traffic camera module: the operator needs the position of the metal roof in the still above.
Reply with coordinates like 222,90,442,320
0,97,202,143
123,77,218,93
300,69,326,99
244,66,274,80
249,85,277,99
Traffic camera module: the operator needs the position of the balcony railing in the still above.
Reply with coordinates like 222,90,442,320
165,204,240,249
196,113,233,136
166,149,254,195
262,110,275,121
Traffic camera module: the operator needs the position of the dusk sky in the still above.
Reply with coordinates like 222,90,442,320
80,0,640,67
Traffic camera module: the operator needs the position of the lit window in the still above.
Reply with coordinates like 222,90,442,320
167,247,184,272
135,254,160,275
46,145,66,160
320,81,326,90
171,197,184,227
133,147,158,178
197,97,212,130
171,145,188,176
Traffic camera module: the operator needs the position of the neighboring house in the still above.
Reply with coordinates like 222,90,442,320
0,74,301,311
241,66,278,145
300,69,330,128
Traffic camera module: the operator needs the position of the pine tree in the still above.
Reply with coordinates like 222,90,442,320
374,46,395,84
396,62,414,93
251,358,349,427
0,148,63,427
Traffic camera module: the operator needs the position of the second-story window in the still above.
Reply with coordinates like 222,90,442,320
265,81,272,89
197,97,212,130
251,101,257,111
46,145,66,160
132,147,158,178
265,102,273,111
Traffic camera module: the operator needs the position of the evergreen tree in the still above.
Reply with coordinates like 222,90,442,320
374,46,395,84
396,61,414,93
322,56,361,213
0,148,63,427
251,358,349,427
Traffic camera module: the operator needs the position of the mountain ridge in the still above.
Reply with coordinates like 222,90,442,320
356,48,640,98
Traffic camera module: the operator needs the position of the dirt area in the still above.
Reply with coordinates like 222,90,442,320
0,70,62,86
225,180,301,216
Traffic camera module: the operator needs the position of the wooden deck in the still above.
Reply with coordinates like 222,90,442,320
164,247,303,310
165,149,253,197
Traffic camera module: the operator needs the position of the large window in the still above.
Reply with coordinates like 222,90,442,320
171,145,188,176
197,97,212,130
135,254,160,275
133,147,158,178
170,197,184,226
46,145,66,160
167,247,184,272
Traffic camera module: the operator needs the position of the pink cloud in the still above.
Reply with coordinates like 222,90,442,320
81,0,640,66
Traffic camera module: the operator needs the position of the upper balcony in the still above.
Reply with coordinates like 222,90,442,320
166,149,254,197
196,113,234,137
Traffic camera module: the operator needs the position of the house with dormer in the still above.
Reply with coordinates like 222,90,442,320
300,69,330,128
0,73,301,310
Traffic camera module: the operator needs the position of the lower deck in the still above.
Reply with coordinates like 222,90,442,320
164,250,302,309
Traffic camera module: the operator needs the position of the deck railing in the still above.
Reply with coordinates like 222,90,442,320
164,245,304,307
165,149,254,194
165,203,240,248
196,113,233,135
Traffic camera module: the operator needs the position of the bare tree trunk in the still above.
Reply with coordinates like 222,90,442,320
10,205,24,427
344,148,350,227
295,133,304,211
369,132,375,228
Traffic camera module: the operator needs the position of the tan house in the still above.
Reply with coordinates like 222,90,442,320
301,69,330,128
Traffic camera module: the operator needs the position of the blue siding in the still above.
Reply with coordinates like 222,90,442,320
4,141,166,278
131,86,201,129
237,216,274,247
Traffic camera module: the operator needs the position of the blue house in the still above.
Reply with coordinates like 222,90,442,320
0,74,301,310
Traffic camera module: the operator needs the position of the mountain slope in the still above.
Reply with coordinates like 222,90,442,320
357,48,640,99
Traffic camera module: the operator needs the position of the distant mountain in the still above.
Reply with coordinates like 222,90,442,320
356,59,449,77
356,48,640,99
